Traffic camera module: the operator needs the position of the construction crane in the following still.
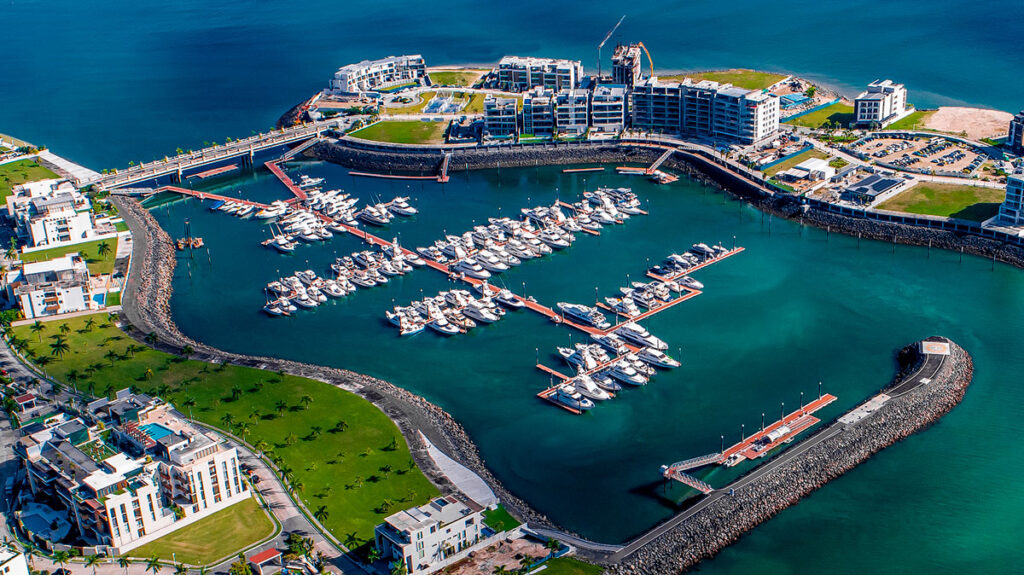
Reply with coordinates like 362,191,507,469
637,41,655,78
597,15,626,78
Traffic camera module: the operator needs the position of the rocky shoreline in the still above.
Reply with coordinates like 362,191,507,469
112,196,560,533
605,338,973,574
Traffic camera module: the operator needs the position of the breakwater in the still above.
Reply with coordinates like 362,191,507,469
112,196,560,531
309,137,1024,270
604,337,973,574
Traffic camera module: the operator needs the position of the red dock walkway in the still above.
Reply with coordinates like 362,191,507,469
187,165,239,179
154,186,270,208
647,247,745,282
562,167,605,173
721,393,838,465
264,160,307,200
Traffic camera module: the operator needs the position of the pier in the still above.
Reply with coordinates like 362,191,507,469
264,160,308,201
153,186,271,208
187,165,239,180
647,148,674,174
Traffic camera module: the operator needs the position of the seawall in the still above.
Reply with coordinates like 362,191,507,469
111,196,560,533
605,338,973,574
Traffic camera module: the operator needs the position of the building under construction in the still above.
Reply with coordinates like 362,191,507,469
611,43,643,88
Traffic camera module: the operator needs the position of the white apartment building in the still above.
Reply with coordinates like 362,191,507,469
16,392,251,552
483,96,519,137
7,254,92,319
375,496,486,575
496,56,582,92
590,84,628,132
1008,111,1024,156
555,90,589,136
611,44,643,88
997,171,1024,226
8,179,95,248
854,80,911,128
631,77,780,144
522,88,555,136
328,55,426,94
0,546,30,575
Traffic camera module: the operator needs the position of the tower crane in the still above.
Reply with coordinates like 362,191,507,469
597,15,626,78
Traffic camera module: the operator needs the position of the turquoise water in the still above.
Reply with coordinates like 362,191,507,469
151,162,1024,572
139,422,175,441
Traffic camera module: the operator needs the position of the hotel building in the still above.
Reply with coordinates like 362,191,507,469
522,88,555,136
1008,111,1024,156
7,179,95,248
555,90,590,135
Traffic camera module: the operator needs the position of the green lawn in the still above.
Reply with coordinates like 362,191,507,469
11,315,440,545
482,505,521,532
0,159,58,200
661,69,786,91
128,497,274,565
114,221,130,232
383,91,437,116
428,70,485,87
884,110,936,131
106,291,122,306
784,102,855,129
876,182,1004,221
351,121,447,145
763,149,829,177
458,92,488,114
20,237,119,275
541,557,604,575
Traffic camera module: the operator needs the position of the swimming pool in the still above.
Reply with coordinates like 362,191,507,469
139,422,175,441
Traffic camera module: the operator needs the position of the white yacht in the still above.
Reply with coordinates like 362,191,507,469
298,174,325,189
609,361,647,386
637,348,681,369
387,196,418,216
574,375,611,401
553,384,595,411
452,259,491,280
615,322,668,350
556,302,611,330
590,333,631,355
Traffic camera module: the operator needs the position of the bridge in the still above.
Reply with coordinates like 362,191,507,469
646,148,674,174
89,120,341,190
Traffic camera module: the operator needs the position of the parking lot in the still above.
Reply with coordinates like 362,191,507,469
853,135,986,174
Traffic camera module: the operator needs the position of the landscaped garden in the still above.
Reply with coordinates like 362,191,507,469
784,102,855,129
0,159,58,200
876,182,1004,222
662,69,786,91
351,120,448,145
20,237,119,275
10,314,439,547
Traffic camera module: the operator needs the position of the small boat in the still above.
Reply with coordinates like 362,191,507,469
209,200,226,211
298,175,325,189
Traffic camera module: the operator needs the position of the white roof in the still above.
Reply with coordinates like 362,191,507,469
795,158,830,172
21,254,81,275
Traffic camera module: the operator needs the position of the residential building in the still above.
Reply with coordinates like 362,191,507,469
997,171,1024,226
589,84,628,133
0,546,30,575
15,391,251,552
328,55,426,94
611,44,643,88
1009,111,1024,156
483,96,519,138
555,89,589,136
374,495,486,575
522,88,555,136
495,56,582,92
7,179,95,248
853,80,911,128
6,254,92,319
631,77,780,144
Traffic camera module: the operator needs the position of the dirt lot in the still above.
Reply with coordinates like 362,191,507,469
440,537,546,575
923,107,1013,140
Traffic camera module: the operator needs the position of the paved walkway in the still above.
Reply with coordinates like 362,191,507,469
419,432,497,507
37,150,101,185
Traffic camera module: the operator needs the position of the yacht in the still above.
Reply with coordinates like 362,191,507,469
473,282,524,309
293,293,319,309
263,301,286,316
609,361,647,386
268,235,297,253
637,348,681,369
574,375,611,401
591,371,623,392
475,251,509,273
678,276,704,290
462,301,501,324
692,243,716,259
452,258,491,280
558,347,601,371
553,384,595,411
357,204,392,226
590,333,631,355
322,281,347,298
615,322,668,350
298,174,325,189
387,196,418,216
556,302,611,330
605,296,641,317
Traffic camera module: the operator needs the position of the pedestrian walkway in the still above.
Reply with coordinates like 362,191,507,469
419,432,497,507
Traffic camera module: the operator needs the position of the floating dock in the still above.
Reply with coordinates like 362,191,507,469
562,167,605,173
188,164,239,180
647,247,745,282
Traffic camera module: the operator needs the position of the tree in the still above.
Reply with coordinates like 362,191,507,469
309,425,322,439
285,433,298,446
50,337,70,358
104,349,119,366
144,368,154,380
228,553,251,575
518,556,534,572
343,532,361,549
127,344,145,358
146,556,163,574
221,412,235,428
174,564,188,575
314,505,329,523
85,317,97,332
59,322,71,335
236,422,250,442
230,385,243,401
146,331,158,344
380,464,393,478
389,559,408,575
332,420,348,433
275,400,287,416
53,551,71,573
300,394,313,410
35,355,53,374
544,537,561,557
30,320,46,342
85,554,101,575
182,396,196,419
180,344,195,358
367,547,382,563
119,556,132,575
379,498,394,513
254,440,268,456
97,241,112,258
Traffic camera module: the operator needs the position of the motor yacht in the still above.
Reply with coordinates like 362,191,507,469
637,347,681,369
574,375,611,401
590,333,631,355
298,174,325,189
615,322,668,350
553,384,595,411
452,258,491,280
556,302,611,330
609,361,647,386
387,196,418,216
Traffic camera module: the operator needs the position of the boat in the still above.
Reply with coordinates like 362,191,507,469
293,293,319,309
556,302,611,330
427,315,461,335
574,374,612,401
558,346,601,371
357,204,392,226
209,200,226,211
387,196,418,216
462,302,500,324
590,333,631,355
263,302,285,316
552,384,595,411
609,361,647,386
452,258,491,280
614,322,668,350
678,276,704,290
637,347,681,368
605,296,641,317
298,174,325,189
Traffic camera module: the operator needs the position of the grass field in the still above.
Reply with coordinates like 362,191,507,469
20,237,119,275
784,102,855,128
661,69,786,91
763,149,829,177
458,92,488,114
128,497,274,565
0,159,58,200
884,110,936,131
541,557,604,575
876,182,1004,221
482,505,521,532
11,315,439,544
428,70,485,87
351,121,447,145
383,91,436,116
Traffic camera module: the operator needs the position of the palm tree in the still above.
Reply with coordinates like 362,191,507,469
389,559,408,575
118,555,132,575
145,331,158,344
275,400,287,416
181,396,196,419
67,369,81,393
344,532,361,549
146,556,162,575
544,537,561,557
4,239,17,260
53,550,71,573
29,320,45,342
518,556,534,572
35,355,53,374
309,425,322,439
104,349,119,366
50,337,70,358
127,344,145,358
248,410,261,423
254,440,268,456
492,566,510,575
380,465,393,479
97,241,112,259
235,422,250,442
85,554,101,575
102,382,115,398
230,385,242,401
221,412,235,428
314,505,329,523
21,542,37,568
300,395,313,410
180,344,194,358
174,564,188,575
85,317,97,332
144,368,154,380
59,322,71,335
284,433,298,446
332,420,348,433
